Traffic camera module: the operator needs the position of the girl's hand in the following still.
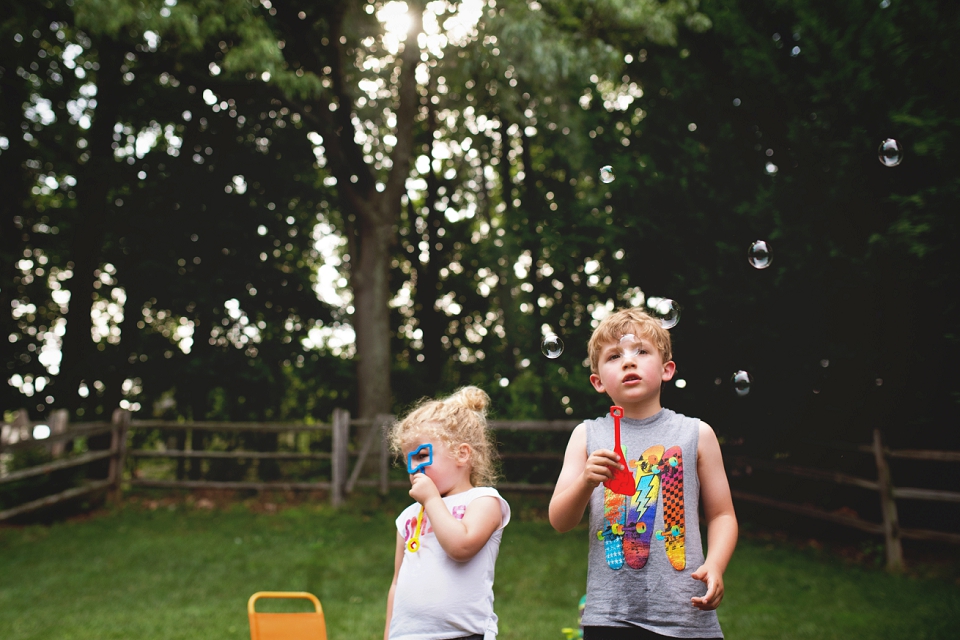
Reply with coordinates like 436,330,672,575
409,472,441,506
582,448,622,488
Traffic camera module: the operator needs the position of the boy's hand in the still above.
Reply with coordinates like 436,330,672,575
582,448,623,488
690,563,725,610
409,472,441,506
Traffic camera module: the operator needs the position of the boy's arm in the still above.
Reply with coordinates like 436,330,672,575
384,532,405,639
691,421,738,611
549,424,621,532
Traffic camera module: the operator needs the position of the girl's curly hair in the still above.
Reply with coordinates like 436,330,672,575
389,386,498,487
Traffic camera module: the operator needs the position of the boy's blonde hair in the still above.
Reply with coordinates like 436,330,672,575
587,307,673,374
389,386,498,487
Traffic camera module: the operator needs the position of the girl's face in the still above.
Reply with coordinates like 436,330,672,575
402,425,472,496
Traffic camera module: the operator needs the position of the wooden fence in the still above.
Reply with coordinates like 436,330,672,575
0,409,129,522
124,415,579,504
729,429,960,572
1,409,580,521
4,408,958,573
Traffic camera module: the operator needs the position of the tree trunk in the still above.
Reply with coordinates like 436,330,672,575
0,54,34,409
273,2,423,419
346,6,422,419
56,38,124,416
352,218,394,418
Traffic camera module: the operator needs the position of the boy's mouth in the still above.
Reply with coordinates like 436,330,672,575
622,373,641,384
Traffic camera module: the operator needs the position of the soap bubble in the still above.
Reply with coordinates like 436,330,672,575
541,334,564,359
618,333,643,358
649,298,681,329
732,370,753,397
878,139,902,167
599,165,616,184
748,240,772,269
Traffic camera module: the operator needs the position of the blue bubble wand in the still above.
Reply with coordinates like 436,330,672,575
405,444,433,552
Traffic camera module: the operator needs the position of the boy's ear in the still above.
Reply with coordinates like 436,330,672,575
661,361,677,381
589,373,606,393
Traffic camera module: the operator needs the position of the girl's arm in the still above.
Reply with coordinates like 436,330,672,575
549,424,620,532
691,421,738,611
384,532,405,639
419,494,502,562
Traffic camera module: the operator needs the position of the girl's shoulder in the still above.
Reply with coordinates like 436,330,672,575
450,486,511,529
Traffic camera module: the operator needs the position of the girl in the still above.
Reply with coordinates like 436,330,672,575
384,386,511,640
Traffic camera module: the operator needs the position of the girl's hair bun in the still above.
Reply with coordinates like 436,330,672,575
448,385,489,414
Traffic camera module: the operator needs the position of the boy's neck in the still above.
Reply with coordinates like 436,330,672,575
617,396,663,420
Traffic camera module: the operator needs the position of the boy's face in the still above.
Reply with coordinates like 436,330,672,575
589,333,676,407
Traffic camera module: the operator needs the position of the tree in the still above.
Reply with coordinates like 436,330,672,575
3,0,340,428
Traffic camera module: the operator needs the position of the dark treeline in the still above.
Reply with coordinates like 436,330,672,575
2,0,957,458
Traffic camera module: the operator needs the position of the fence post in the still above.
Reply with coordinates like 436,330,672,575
345,415,382,495
49,409,69,457
873,428,904,572
109,409,131,502
379,414,392,496
331,408,349,507
12,409,30,443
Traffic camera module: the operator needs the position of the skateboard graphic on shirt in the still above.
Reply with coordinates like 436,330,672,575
658,446,686,571
622,445,663,569
599,444,686,571
599,460,628,569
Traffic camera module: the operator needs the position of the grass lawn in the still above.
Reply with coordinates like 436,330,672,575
1,491,958,640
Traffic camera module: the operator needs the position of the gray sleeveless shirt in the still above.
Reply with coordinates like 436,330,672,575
582,408,723,638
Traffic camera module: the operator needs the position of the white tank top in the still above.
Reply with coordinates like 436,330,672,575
389,487,511,640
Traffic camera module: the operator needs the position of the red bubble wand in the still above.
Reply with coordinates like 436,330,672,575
603,406,636,495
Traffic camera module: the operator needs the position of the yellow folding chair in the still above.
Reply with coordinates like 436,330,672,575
248,591,327,640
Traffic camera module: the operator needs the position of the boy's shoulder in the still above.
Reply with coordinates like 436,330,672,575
582,406,693,424
580,407,705,438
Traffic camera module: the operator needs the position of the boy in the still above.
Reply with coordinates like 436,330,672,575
549,307,737,639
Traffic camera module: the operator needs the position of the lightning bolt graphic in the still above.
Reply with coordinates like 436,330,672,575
633,473,658,517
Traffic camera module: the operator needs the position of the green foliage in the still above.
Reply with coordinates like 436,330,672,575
3,0,958,456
